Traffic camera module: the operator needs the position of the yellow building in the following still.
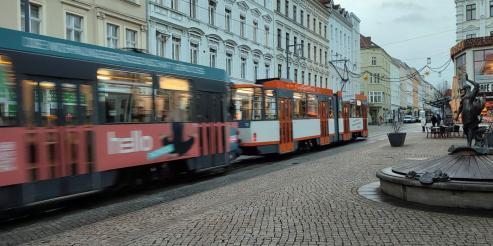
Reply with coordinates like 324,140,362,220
0,0,147,50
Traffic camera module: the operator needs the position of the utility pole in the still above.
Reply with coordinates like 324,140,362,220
285,43,303,80
23,0,30,33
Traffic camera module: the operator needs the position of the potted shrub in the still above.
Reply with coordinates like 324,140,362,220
388,121,406,147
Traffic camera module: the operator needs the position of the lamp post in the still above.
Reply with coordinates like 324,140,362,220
285,43,303,80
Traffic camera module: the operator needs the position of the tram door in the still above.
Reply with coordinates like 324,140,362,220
22,78,94,188
278,97,293,153
319,100,330,145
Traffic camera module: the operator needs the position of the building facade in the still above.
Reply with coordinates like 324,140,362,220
360,35,392,124
0,0,147,50
147,0,275,84
455,0,493,42
326,2,361,101
390,58,400,120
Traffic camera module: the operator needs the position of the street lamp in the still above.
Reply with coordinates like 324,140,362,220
285,43,303,80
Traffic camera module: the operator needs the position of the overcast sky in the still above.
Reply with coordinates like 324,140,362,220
336,0,456,88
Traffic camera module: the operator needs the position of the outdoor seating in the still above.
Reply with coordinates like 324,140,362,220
426,126,441,138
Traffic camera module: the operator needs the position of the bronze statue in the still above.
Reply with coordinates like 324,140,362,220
455,74,485,147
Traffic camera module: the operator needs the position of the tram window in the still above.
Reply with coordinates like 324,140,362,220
62,83,77,125
264,90,277,120
23,80,36,126
307,94,318,118
39,81,58,126
156,76,190,122
80,84,93,124
232,88,262,121
328,98,334,119
97,69,152,123
350,104,361,118
0,55,17,126
293,92,307,119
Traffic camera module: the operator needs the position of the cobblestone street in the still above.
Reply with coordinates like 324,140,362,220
4,124,493,245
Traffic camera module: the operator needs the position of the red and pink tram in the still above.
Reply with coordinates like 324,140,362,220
0,28,238,210
344,94,369,139
231,80,367,155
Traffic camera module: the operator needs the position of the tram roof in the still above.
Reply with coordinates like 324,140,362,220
251,79,334,95
0,27,228,82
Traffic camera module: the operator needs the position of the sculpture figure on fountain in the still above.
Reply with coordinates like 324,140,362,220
455,73,485,147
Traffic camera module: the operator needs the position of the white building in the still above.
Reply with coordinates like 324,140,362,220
274,0,330,88
455,0,493,41
326,2,361,100
147,0,275,84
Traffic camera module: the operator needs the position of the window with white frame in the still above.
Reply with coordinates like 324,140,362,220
253,21,258,42
300,10,304,25
314,45,317,63
106,23,119,48
171,0,178,10
294,68,298,82
190,0,197,18
125,29,137,48
254,61,259,81
278,64,282,78
156,32,166,57
66,13,83,42
241,57,247,79
240,15,246,38
172,37,180,60
466,33,476,39
226,53,233,75
225,9,231,32
265,64,270,78
277,28,282,48
285,0,289,16
190,42,198,64
209,1,216,26
466,4,476,21
371,56,376,65
302,71,305,84
369,91,383,103
21,2,41,34
293,5,297,22
264,26,270,47
308,72,311,85
209,48,217,68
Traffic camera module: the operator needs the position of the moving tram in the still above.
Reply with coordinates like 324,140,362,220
0,28,238,210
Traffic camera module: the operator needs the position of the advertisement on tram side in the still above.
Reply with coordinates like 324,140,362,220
0,128,26,186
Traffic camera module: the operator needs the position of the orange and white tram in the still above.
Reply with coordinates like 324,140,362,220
231,80,365,155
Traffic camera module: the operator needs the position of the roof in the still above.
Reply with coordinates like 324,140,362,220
360,35,381,49
0,27,228,82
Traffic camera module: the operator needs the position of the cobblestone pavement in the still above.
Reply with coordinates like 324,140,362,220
8,124,493,245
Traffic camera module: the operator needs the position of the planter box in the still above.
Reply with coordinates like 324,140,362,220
388,132,406,147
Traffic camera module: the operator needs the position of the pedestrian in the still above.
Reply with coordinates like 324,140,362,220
431,114,437,127
436,114,442,126
421,117,427,132
379,116,383,126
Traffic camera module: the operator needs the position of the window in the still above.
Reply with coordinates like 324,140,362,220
307,94,318,118
278,64,282,77
0,55,17,126
97,69,153,123
171,0,178,10
324,25,327,38
300,10,304,26
294,68,298,82
125,29,137,48
155,76,191,122
264,90,277,120
466,33,476,39
264,26,270,46
325,51,328,65
293,36,297,54
319,22,322,35
209,1,216,26
240,15,246,38
307,43,311,59
491,0,493,17
285,32,290,50
226,53,233,75
314,75,317,87
190,0,197,18
285,0,289,16
293,5,297,22
106,24,119,48
314,46,317,63
253,21,258,42
209,48,217,68
319,48,322,64
301,40,304,57
21,2,41,34
369,91,383,103
301,71,305,84
265,64,270,78
473,49,493,89
287,66,290,79
466,4,476,21
241,57,247,79
308,72,311,85
232,88,262,120
490,31,493,36
307,14,310,28
156,32,166,57
254,61,259,81
66,13,83,42
172,37,180,60
313,18,316,32
293,92,307,118
276,0,281,12
225,9,231,32
277,28,282,48
371,56,376,65
190,43,198,64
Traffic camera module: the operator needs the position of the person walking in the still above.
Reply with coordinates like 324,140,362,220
436,114,442,126
431,114,437,127
421,117,427,132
